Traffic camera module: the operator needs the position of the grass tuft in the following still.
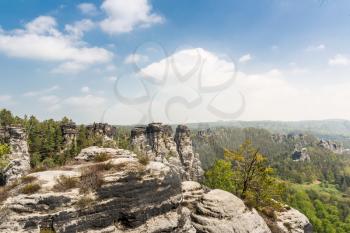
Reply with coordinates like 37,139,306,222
21,183,41,194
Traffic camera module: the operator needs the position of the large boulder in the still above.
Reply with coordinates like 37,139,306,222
275,207,313,233
191,189,272,233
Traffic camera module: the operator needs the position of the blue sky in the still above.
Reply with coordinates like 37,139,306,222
1,0,350,124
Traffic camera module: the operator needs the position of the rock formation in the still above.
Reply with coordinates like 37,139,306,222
292,148,310,161
0,126,31,185
61,122,78,149
0,144,312,233
174,125,204,182
131,123,204,182
318,139,343,154
86,123,117,140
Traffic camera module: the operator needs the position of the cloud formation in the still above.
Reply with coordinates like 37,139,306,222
0,16,113,74
109,48,350,124
100,0,163,34
329,54,350,66
78,3,98,16
239,54,252,63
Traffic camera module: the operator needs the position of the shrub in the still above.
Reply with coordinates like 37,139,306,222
40,228,55,233
21,183,41,194
76,196,94,209
21,175,37,184
95,162,114,171
137,154,149,166
79,167,104,193
53,175,78,192
93,153,111,162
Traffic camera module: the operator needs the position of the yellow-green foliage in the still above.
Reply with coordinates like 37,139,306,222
93,153,111,162
206,140,285,209
0,144,10,169
21,183,41,194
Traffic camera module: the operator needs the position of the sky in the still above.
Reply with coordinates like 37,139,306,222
1,0,350,124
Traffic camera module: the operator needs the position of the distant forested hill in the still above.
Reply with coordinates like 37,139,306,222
188,119,350,147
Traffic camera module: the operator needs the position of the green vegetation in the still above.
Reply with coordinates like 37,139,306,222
284,183,350,233
198,127,350,232
0,109,124,169
21,183,41,194
93,153,111,162
205,140,284,209
0,144,10,169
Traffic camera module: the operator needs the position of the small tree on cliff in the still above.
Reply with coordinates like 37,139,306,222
205,140,284,209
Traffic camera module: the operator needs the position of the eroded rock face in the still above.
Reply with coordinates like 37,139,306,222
318,139,343,154
0,156,184,233
0,148,312,233
191,189,272,233
0,126,30,185
291,148,310,161
131,123,203,182
275,207,313,233
175,125,204,182
61,123,78,149
87,123,117,140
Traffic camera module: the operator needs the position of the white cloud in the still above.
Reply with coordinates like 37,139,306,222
81,86,90,93
0,16,113,73
124,53,149,64
23,85,60,97
78,3,98,16
239,53,252,63
107,76,117,82
306,44,325,51
64,94,106,108
110,48,350,123
38,95,60,104
100,0,163,34
65,19,95,39
328,54,350,66
0,95,12,102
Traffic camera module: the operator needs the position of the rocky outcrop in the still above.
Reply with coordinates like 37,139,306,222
191,189,272,233
175,125,204,182
318,139,343,154
0,126,30,185
61,123,78,149
131,123,204,182
0,145,312,233
87,123,117,140
275,207,313,233
75,146,136,161
292,148,310,161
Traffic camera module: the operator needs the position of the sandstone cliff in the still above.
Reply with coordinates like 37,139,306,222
131,123,204,182
0,126,30,185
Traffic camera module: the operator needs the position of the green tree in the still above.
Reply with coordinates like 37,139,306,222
0,144,11,169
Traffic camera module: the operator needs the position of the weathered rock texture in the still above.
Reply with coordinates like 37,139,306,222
275,207,313,233
131,123,204,182
61,123,78,149
191,189,272,233
318,139,343,154
291,148,310,161
87,123,117,140
0,146,312,233
0,126,30,185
